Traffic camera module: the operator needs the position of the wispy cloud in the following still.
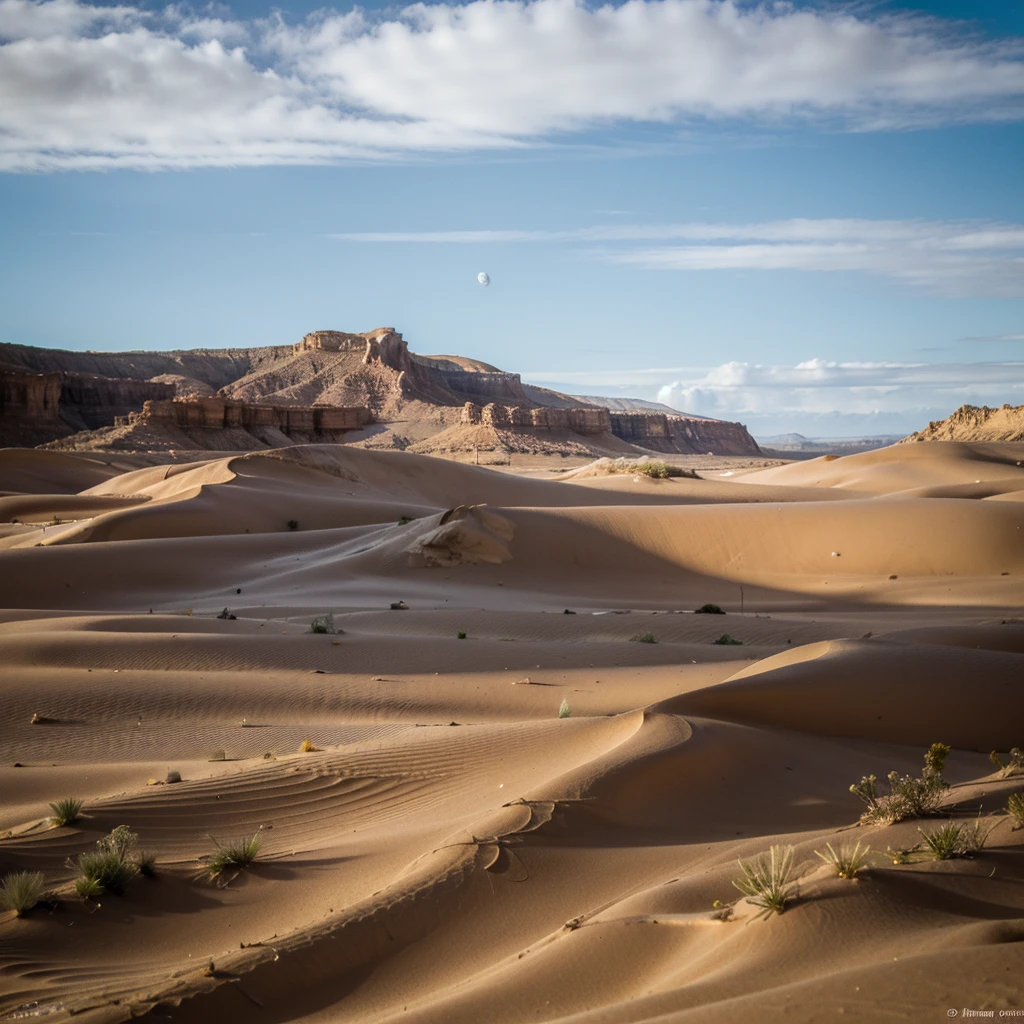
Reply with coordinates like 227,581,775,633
959,333,1024,341
3,0,1024,170
337,218,1024,296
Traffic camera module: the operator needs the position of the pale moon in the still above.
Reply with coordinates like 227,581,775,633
477,271,490,287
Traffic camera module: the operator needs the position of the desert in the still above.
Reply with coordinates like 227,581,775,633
1,382,1023,1021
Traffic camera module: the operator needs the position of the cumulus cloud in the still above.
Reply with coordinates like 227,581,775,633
3,0,1024,170
523,357,1024,434
338,218,1024,296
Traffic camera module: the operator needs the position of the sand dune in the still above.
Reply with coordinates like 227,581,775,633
0,439,1022,1023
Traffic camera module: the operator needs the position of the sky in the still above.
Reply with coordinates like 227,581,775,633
1,0,1023,437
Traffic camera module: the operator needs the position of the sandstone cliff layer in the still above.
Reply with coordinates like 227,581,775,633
903,404,1024,443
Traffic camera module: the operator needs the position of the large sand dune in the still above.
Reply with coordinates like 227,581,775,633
0,440,1022,1023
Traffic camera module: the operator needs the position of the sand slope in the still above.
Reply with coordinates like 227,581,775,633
0,440,1022,1023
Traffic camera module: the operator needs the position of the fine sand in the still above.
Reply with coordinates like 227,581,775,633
0,440,1022,1023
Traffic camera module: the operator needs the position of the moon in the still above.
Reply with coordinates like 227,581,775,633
477,271,490,287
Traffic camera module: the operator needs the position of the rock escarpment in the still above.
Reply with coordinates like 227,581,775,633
902,404,1024,443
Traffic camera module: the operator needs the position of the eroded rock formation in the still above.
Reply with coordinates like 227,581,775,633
902,404,1024,443
136,398,370,434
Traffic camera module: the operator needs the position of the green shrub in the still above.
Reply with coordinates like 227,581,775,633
695,603,725,615
713,634,743,645
136,851,157,877
558,699,571,719
849,744,952,825
208,832,262,877
815,840,870,879
397,516,411,525
732,845,798,918
0,871,46,916
75,876,103,901
310,614,337,634
74,825,140,895
1006,792,1024,830
457,631,467,639
629,631,656,644
49,796,83,827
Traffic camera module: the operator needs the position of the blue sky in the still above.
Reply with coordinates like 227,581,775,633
1,0,1023,436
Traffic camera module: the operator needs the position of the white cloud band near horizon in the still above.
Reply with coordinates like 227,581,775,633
3,0,1024,170
522,357,1024,435
335,218,1024,295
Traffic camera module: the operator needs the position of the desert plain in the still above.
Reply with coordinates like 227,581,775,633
1,438,1023,1022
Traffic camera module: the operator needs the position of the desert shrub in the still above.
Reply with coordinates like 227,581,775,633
75,876,103,900
558,699,571,719
630,631,656,644
695,603,725,615
74,825,140,895
49,797,83,827
1006,792,1024,830
850,744,951,825
208,832,262,877
732,845,798,918
919,818,996,860
990,747,1024,778
397,516,411,525
166,770,181,784
298,738,320,752
885,844,920,865
310,614,337,634
714,634,743,646
457,631,467,639
815,840,870,879
136,851,157,877
286,520,299,530
577,457,697,480
0,871,46,916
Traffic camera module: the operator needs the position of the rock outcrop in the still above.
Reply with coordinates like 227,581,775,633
137,398,370,435
902,404,1024,443
610,412,760,456
461,402,612,434
1,371,65,447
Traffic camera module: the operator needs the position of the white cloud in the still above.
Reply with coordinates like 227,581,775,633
960,333,1024,342
3,0,1024,170
339,218,1024,296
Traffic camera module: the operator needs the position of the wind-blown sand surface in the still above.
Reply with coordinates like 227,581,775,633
0,440,1022,1022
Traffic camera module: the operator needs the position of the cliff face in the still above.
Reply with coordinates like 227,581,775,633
139,398,370,435
902,404,1024,443
0,369,175,447
461,402,612,434
610,412,760,456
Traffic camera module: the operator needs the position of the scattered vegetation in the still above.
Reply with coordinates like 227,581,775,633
298,738,320,752
397,516,411,525
207,832,262,877
286,520,299,530
695,603,725,615
815,840,870,879
0,871,47,916
558,699,571,719
918,817,996,860
310,613,337,634
850,743,951,825
457,631,467,639
732,845,798,918
990,747,1024,778
49,797,83,828
1003,791,1024,830
629,631,657,643
75,876,103,901
73,825,141,896
573,456,699,480
713,634,743,645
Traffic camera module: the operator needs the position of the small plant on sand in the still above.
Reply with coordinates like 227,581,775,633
457,631,467,639
286,520,299,530
815,840,870,880
49,797,83,828
0,871,46,916
732,845,798,918
695,603,725,615
885,844,921,865
136,851,157,877
207,832,262,877
630,631,657,644
310,614,337,634
990,747,1024,778
75,876,103,901
850,743,951,825
558,699,571,719
74,825,140,895
1006,792,1024,830
298,738,320,753
919,817,996,860
713,634,743,646
397,516,411,525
